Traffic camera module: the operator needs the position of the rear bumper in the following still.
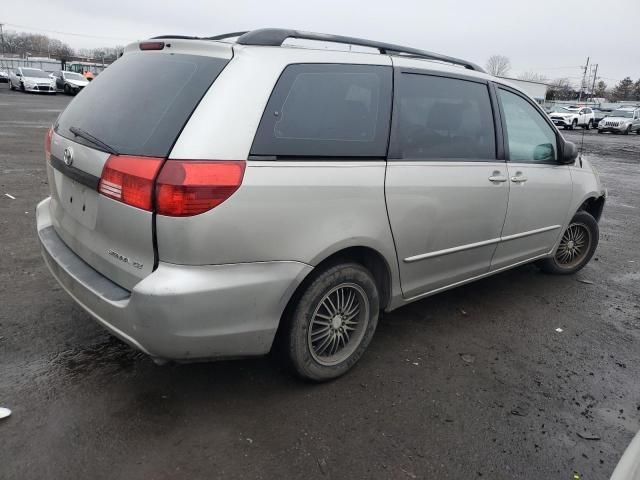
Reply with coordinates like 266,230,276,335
36,197,312,360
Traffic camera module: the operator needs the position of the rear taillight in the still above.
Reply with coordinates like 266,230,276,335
98,155,164,211
155,160,245,217
44,127,53,162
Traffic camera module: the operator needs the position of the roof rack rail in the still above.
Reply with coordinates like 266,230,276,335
151,32,248,41
152,35,203,40
205,31,249,41
236,28,485,73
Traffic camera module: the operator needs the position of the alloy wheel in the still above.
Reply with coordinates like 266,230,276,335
307,283,369,366
555,223,591,268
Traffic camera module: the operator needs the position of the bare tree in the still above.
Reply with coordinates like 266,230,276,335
485,55,511,77
547,78,576,101
517,71,548,83
593,80,607,98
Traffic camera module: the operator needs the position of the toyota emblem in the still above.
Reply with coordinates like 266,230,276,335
63,147,74,166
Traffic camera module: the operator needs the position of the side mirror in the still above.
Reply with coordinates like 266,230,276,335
560,141,579,164
16,72,21,77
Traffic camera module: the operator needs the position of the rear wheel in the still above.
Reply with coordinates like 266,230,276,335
585,120,593,130
537,211,598,275
64,84,70,95
282,263,379,381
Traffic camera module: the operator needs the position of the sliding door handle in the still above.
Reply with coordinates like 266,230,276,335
488,175,508,183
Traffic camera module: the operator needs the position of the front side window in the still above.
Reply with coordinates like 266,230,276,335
251,64,392,157
390,73,496,160
498,88,558,163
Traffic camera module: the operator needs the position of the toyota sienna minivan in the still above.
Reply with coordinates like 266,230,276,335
36,29,606,381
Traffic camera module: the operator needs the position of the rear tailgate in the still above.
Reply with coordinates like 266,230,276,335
46,40,231,290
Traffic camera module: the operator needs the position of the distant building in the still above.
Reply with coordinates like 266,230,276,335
498,77,549,104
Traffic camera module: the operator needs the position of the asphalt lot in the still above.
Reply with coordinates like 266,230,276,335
1,87,638,480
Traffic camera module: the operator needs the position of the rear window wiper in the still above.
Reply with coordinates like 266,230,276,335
69,126,119,155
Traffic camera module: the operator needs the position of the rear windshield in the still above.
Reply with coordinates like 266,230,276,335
55,52,229,157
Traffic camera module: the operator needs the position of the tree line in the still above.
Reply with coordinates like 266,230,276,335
485,55,640,102
0,30,123,62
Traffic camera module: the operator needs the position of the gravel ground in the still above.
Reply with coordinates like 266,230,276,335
0,88,638,480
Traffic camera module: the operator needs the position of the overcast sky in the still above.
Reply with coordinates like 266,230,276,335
3,0,639,85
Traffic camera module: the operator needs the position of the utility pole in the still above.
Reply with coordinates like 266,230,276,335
589,64,599,101
0,23,6,78
578,56,589,103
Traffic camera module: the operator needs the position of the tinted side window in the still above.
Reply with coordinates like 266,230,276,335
390,73,496,160
251,64,392,157
498,89,557,163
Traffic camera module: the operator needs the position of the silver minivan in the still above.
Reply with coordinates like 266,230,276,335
36,29,606,381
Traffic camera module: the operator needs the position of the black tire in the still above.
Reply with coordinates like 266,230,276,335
9,81,15,91
282,263,380,381
636,128,640,135
585,120,592,130
64,84,70,95
623,125,631,135
570,119,577,130
537,211,599,275
598,130,604,134
19,82,25,92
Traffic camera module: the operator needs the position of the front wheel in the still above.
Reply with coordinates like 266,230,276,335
537,211,599,275
282,263,380,381
623,125,631,135
570,119,578,130
9,80,15,91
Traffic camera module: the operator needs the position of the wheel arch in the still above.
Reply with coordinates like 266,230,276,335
275,244,395,348
578,195,605,222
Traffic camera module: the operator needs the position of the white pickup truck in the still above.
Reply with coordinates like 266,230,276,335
548,105,595,130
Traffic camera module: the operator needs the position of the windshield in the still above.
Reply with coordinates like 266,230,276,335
611,110,633,118
21,68,50,78
64,72,86,81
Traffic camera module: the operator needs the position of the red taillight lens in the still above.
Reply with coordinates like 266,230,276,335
98,155,164,211
44,127,53,162
139,41,165,51
155,160,245,216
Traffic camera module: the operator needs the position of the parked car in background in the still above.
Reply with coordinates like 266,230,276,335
8,67,56,93
51,70,90,95
36,29,606,381
592,107,614,125
598,107,640,134
548,105,595,130
0,70,8,83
